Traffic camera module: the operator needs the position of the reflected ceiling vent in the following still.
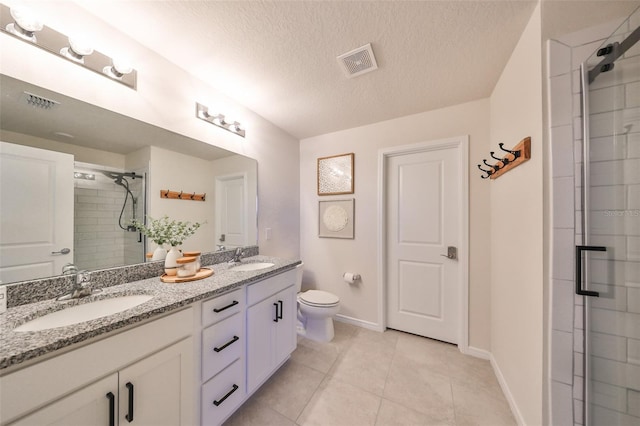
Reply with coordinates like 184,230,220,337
336,43,378,78
24,91,59,109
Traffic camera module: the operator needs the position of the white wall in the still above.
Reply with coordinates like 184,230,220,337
147,146,215,253
0,1,300,259
489,4,544,425
300,99,492,350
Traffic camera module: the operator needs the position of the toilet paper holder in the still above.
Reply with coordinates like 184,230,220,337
343,272,361,283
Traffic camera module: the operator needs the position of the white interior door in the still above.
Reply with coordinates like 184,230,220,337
0,142,74,283
385,144,461,343
215,174,246,248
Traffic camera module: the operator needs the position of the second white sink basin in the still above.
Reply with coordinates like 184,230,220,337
14,295,153,332
229,262,275,272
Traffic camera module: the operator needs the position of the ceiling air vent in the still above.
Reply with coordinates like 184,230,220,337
24,91,60,109
336,43,378,78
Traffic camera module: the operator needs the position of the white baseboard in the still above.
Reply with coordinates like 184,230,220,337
490,354,526,426
461,345,491,360
335,314,383,332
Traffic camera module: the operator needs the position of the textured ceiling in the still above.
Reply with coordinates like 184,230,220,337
76,0,539,139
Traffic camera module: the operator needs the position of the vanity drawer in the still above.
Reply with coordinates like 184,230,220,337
202,288,243,326
201,359,245,425
202,312,243,381
247,269,296,306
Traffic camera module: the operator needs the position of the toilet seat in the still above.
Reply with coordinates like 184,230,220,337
299,290,339,307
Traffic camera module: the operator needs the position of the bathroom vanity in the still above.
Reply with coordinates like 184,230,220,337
0,255,300,426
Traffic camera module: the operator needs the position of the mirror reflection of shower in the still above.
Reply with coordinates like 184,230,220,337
101,171,142,232
73,163,147,271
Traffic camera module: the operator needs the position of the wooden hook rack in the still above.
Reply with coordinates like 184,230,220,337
160,189,206,201
478,137,531,180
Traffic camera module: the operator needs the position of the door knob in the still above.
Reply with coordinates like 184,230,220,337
51,248,70,255
440,246,457,260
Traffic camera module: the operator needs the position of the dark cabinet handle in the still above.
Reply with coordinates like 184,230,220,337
277,300,283,320
273,302,279,322
213,300,239,313
213,384,239,406
214,335,239,352
125,382,134,422
106,392,115,426
575,245,606,297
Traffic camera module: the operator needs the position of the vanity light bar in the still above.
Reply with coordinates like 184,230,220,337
195,102,246,138
0,3,137,90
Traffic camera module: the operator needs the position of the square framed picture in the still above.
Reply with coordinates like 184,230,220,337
317,153,354,195
319,199,354,239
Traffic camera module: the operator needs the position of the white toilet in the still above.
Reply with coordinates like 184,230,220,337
295,263,340,342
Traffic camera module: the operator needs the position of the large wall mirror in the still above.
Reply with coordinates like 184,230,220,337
0,74,258,285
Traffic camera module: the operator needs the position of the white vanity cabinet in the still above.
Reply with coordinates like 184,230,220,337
246,270,297,394
200,288,246,425
0,309,194,426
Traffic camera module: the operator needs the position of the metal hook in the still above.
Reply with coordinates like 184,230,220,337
490,151,510,165
483,159,501,172
178,191,183,199
498,143,520,160
190,192,196,200
163,190,170,198
477,164,492,179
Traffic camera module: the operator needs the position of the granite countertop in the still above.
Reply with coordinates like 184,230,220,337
0,255,300,371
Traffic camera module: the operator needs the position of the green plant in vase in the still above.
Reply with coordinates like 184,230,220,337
132,215,203,265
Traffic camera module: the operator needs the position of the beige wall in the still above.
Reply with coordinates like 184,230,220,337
489,4,544,425
0,1,300,259
300,99,492,351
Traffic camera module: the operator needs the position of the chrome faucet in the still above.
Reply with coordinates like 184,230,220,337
57,269,99,301
216,244,226,251
228,247,245,264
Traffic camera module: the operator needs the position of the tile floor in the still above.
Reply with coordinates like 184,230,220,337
224,322,516,426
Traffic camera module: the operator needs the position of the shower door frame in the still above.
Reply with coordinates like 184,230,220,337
579,11,640,425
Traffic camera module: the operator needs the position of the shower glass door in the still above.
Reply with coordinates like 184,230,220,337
580,7,639,425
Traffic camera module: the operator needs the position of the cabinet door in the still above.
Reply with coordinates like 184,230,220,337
246,295,278,393
118,338,193,426
10,374,118,426
273,286,296,367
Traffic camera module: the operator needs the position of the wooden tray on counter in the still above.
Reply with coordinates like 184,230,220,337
160,268,214,283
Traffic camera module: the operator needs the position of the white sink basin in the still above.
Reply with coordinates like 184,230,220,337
229,262,275,272
14,295,153,332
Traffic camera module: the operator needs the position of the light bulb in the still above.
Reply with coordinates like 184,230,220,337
61,36,94,63
6,6,43,42
103,57,134,80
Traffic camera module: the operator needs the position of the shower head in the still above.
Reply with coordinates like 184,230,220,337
101,171,142,183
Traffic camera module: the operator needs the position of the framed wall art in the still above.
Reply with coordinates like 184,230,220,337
319,199,354,239
317,153,354,195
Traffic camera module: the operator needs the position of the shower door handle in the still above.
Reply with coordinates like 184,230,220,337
575,245,606,297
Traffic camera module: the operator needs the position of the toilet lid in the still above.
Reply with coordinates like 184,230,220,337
299,290,339,306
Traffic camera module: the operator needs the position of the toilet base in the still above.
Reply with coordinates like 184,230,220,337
303,316,335,342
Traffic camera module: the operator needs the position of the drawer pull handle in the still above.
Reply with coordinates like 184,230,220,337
125,382,134,422
213,384,239,406
213,300,239,313
214,335,239,352
106,392,115,426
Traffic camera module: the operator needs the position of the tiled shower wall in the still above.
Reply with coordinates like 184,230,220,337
550,13,640,426
74,166,145,271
